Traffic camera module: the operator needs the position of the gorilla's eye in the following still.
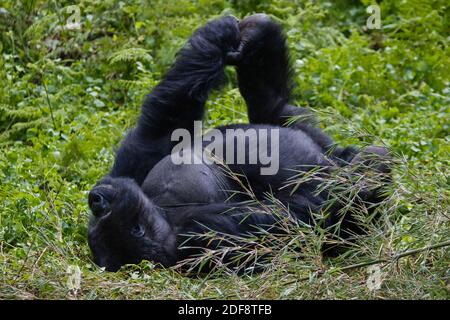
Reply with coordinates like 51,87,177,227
130,225,145,238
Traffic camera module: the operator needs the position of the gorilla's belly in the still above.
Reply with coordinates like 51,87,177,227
141,153,231,206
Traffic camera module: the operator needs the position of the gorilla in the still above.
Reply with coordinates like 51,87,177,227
87,15,390,272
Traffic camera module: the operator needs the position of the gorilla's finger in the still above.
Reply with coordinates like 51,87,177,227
225,50,242,65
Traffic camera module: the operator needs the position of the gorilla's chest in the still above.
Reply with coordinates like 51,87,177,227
141,125,326,207
141,153,231,206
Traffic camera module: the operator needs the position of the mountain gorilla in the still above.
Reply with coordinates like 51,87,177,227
87,15,390,272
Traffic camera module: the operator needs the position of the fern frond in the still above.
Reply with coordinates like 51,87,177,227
116,79,152,90
23,14,58,39
10,118,47,132
109,48,153,65
0,104,42,120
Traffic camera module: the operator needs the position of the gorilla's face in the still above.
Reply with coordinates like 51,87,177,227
87,177,176,271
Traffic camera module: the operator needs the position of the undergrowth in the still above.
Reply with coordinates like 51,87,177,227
0,0,448,299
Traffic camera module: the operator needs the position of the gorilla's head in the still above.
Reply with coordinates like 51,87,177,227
87,177,176,271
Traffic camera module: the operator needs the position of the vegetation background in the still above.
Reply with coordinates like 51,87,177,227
0,0,448,299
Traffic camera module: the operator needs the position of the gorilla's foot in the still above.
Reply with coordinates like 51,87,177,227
350,145,391,174
347,145,392,208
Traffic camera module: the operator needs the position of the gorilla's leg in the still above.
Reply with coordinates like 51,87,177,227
109,16,240,184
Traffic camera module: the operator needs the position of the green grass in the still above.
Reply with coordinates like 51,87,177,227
0,0,448,299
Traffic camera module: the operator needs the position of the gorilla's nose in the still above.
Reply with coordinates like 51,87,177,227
88,189,111,217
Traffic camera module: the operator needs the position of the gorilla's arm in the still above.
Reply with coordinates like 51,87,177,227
234,15,292,125
110,16,240,184
235,15,358,163
168,203,281,265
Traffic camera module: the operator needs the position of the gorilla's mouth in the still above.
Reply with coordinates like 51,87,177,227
88,184,116,218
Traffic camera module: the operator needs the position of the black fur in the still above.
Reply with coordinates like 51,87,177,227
88,15,390,272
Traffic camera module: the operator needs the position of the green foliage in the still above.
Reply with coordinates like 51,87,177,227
0,0,448,299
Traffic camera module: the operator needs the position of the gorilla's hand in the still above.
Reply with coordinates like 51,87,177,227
190,15,241,62
226,14,282,65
